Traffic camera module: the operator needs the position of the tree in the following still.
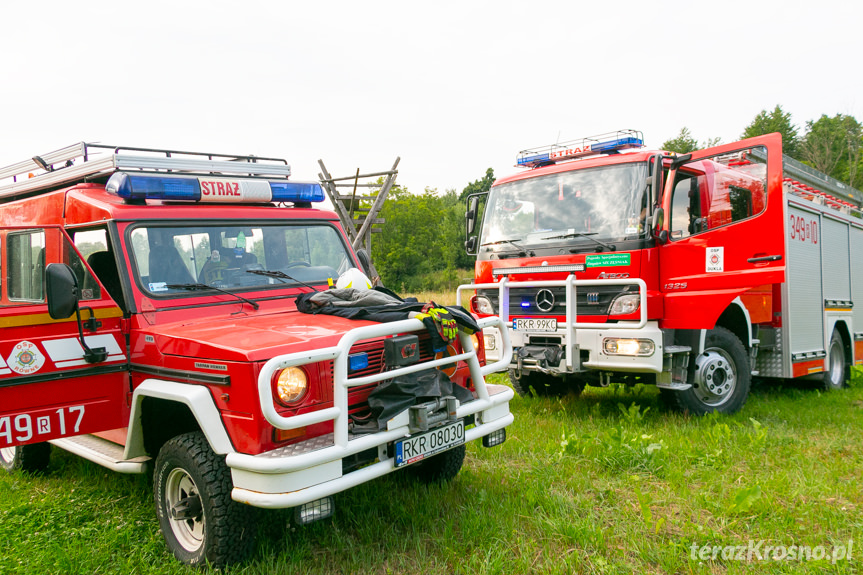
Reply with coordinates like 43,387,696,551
459,167,495,201
372,186,469,290
661,128,699,153
741,105,799,157
799,114,862,190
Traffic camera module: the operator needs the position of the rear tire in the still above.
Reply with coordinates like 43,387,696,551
669,327,751,415
508,370,585,398
406,444,465,483
0,443,50,473
154,432,255,568
822,330,848,391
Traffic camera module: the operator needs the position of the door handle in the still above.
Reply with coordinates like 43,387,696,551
747,255,782,263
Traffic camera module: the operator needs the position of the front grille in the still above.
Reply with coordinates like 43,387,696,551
479,284,637,317
326,332,437,407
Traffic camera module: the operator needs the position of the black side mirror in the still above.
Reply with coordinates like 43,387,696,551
355,248,372,277
652,208,666,243
466,196,479,236
650,153,664,204
465,236,477,253
46,263,79,319
45,263,107,363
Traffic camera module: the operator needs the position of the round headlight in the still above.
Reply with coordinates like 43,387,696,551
274,367,308,405
470,332,481,351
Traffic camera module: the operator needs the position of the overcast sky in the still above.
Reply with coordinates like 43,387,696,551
2,0,860,195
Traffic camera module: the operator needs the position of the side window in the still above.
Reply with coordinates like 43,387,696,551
669,146,767,240
72,229,110,301
7,230,45,302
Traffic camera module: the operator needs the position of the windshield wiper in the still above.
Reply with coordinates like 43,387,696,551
541,232,616,252
246,269,320,292
480,238,533,257
166,283,260,310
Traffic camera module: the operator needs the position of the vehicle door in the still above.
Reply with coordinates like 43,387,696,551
0,225,129,449
658,133,785,327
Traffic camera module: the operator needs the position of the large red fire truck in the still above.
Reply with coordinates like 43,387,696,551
0,143,513,567
461,130,862,414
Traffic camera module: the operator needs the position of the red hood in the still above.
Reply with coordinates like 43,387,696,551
146,308,378,362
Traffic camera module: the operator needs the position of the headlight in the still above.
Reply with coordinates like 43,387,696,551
274,367,308,405
483,333,496,350
603,338,655,356
474,295,494,315
470,333,481,351
609,293,640,315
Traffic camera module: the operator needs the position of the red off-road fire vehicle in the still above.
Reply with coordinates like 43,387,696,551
0,143,513,567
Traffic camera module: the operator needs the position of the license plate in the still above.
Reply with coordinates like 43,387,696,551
513,318,557,332
394,420,464,467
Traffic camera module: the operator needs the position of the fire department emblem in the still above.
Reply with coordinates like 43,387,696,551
7,341,45,375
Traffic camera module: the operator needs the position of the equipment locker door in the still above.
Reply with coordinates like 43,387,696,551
0,226,129,449
659,133,786,328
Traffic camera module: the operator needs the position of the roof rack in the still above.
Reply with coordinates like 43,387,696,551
746,148,863,217
0,143,293,202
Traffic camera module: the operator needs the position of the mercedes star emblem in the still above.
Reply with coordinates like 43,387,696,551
535,289,555,312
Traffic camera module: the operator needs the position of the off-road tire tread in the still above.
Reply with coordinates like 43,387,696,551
0,443,50,473
508,369,584,398
407,444,466,483
154,432,255,568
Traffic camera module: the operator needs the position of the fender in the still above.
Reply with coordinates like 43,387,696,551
123,378,234,459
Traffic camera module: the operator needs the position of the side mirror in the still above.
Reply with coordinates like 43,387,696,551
465,236,477,253
650,153,664,204
465,196,479,236
46,263,79,319
355,248,373,277
45,263,107,363
652,208,666,243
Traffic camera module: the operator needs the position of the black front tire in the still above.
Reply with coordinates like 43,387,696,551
508,370,585,398
406,444,465,483
154,432,255,568
669,326,751,415
0,443,50,473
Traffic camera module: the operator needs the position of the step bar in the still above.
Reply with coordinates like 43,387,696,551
50,434,150,474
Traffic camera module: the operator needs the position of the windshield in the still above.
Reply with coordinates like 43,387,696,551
128,223,353,294
480,162,649,248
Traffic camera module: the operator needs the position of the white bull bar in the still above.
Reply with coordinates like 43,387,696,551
227,315,513,508
457,276,648,371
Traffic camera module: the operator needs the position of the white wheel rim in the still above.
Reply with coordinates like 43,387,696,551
693,348,737,407
0,447,16,464
165,467,205,552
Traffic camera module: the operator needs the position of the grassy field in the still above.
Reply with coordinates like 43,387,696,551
1,372,861,574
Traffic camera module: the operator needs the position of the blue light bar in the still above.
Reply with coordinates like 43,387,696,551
516,130,644,168
107,173,201,200
106,172,325,203
521,299,531,308
270,181,325,203
348,353,369,372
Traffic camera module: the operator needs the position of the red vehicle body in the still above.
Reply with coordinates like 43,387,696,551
461,131,862,414
0,143,513,567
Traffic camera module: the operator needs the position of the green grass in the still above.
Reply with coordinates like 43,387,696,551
2,375,862,574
